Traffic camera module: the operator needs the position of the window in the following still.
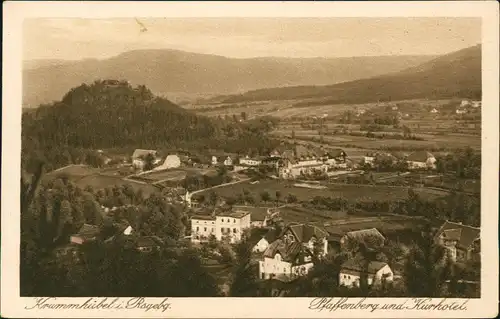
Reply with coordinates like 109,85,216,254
233,228,237,233
221,227,224,233
221,219,224,222
212,228,215,232
204,227,207,232
196,227,199,231
284,268,286,273
234,219,236,223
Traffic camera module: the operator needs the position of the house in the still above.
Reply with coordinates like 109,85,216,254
456,108,468,114
136,236,163,253
363,155,375,166
102,79,130,88
258,223,329,281
460,100,470,107
406,151,436,170
239,155,263,167
391,105,399,111
211,156,218,166
356,108,366,116
259,240,315,282
253,208,281,228
434,221,480,263
277,145,333,179
131,149,157,169
223,156,233,166
216,210,250,243
103,223,134,244
430,108,439,114
278,159,328,179
340,228,386,251
252,228,280,253
155,154,181,170
190,214,216,242
339,259,394,288
325,148,348,166
471,100,481,108
363,152,397,168
70,224,100,245
191,210,251,244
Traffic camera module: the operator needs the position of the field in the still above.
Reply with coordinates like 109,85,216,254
75,175,158,197
193,178,445,203
272,127,480,153
44,164,159,197
46,164,100,178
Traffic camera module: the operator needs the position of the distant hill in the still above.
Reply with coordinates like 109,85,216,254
22,49,435,107
218,45,481,105
23,59,73,70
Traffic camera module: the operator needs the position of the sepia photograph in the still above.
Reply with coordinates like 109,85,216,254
2,1,499,318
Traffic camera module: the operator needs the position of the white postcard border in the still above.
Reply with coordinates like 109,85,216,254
2,1,499,318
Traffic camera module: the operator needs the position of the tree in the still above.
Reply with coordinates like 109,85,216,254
286,194,298,203
229,238,259,297
402,125,412,138
143,153,155,171
403,224,450,297
289,254,344,297
208,191,218,206
259,191,271,203
275,191,282,204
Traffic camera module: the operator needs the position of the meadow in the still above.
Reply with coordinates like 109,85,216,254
193,178,444,203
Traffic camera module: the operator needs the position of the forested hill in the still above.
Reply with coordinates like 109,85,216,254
22,80,216,149
21,80,280,172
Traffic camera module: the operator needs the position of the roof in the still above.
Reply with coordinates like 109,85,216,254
76,224,100,236
217,210,250,218
327,148,347,158
132,149,157,159
286,223,329,243
238,206,273,221
264,228,281,243
248,228,270,246
406,151,435,162
72,224,100,241
345,228,385,249
436,221,480,250
442,229,462,242
191,214,216,221
375,153,397,162
292,162,326,169
340,259,389,274
136,236,164,248
390,151,409,159
323,216,426,238
263,239,309,263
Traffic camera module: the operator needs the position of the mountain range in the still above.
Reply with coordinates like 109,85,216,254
217,44,482,105
22,50,436,108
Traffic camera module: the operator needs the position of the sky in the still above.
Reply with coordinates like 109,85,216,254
23,17,481,61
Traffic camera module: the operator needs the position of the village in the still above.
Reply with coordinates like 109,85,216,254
46,129,481,296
